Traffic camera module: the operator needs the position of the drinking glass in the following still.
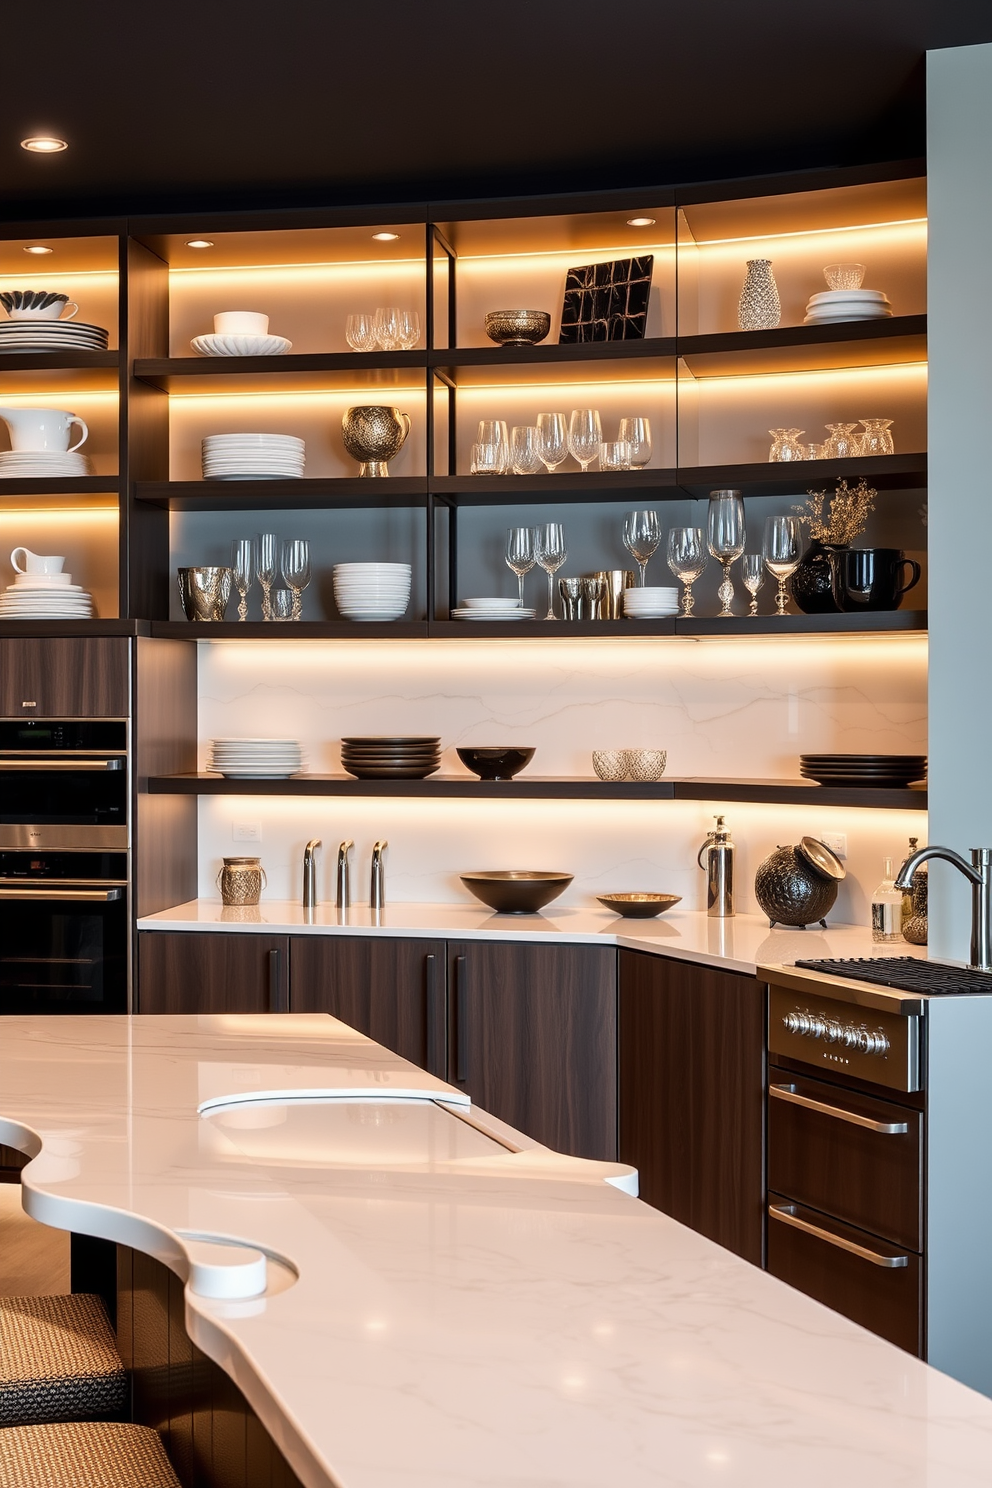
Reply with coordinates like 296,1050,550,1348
768,428,806,461
706,491,746,617
763,515,803,615
741,554,765,616
281,538,311,621
618,416,652,467
536,412,568,472
373,306,401,350
231,539,254,623
270,588,294,621
858,418,895,455
396,309,421,349
505,526,536,607
254,532,278,621
666,527,706,615
824,422,860,458
623,509,662,585
510,425,544,476
600,440,633,472
470,442,506,475
345,313,377,351
534,522,567,620
477,420,510,471
824,262,866,290
568,409,602,471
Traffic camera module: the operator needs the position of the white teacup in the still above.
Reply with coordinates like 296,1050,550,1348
214,311,269,336
0,408,88,452
8,300,78,321
11,548,65,575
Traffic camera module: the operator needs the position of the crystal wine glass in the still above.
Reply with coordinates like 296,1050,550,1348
281,538,312,621
254,532,278,621
231,539,254,623
536,412,568,472
345,313,377,352
396,309,421,349
618,416,652,467
741,554,765,616
706,490,746,617
505,526,536,608
623,509,662,586
510,425,544,476
534,522,567,620
373,306,401,350
763,515,803,616
567,409,602,471
666,527,706,615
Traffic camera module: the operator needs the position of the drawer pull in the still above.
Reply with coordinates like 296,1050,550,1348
770,1082,908,1135
769,1202,909,1268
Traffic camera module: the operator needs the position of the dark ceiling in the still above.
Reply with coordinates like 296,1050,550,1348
3,0,992,222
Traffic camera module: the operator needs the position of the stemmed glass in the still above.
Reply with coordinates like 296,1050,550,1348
741,554,765,617
536,412,568,472
567,409,602,471
534,522,567,620
505,526,536,608
666,527,706,615
623,509,662,585
618,417,652,467
254,533,278,621
763,515,803,615
706,490,746,617
281,539,312,621
231,539,254,623
345,314,377,351
396,310,421,349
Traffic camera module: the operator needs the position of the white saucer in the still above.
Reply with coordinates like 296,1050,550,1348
11,576,77,590
191,333,293,357
452,608,537,620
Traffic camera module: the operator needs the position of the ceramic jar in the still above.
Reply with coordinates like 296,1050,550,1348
791,541,843,614
217,856,266,906
754,836,845,928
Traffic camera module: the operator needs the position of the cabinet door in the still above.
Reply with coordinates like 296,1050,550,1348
137,931,289,1014
619,949,765,1266
448,941,617,1161
290,936,446,1076
0,638,129,718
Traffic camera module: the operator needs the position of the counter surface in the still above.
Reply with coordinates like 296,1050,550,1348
1,1014,990,1488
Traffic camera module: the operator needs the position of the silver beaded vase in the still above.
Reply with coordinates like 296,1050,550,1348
738,259,781,331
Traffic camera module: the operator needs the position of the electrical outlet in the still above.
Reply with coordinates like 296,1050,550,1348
820,831,847,858
233,821,262,842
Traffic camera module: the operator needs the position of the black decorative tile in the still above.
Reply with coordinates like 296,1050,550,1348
559,256,653,343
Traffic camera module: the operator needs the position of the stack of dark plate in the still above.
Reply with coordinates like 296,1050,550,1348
800,753,927,788
341,736,441,780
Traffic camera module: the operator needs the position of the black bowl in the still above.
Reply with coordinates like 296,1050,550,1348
457,746,535,781
460,871,572,914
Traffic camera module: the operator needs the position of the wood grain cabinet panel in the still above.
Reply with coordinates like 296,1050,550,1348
618,948,765,1265
0,637,129,718
137,931,289,1014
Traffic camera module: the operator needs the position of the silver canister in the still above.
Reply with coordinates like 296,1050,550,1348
697,814,735,917
216,856,266,906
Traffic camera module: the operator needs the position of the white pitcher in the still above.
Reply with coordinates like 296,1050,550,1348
0,407,88,453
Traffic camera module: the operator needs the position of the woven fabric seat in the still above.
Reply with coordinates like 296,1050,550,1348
0,1421,180,1488
0,1296,127,1427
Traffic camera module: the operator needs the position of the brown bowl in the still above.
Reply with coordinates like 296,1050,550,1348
597,893,682,919
461,870,573,914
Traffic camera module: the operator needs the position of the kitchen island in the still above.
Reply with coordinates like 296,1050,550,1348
0,1013,989,1488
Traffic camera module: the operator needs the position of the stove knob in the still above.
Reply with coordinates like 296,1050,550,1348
823,1020,844,1044
784,1012,803,1034
859,1029,890,1056
807,1015,827,1039
842,1025,862,1049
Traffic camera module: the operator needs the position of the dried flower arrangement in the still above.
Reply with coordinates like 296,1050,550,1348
793,477,877,546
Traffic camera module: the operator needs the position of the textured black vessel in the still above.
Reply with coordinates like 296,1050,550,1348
791,541,842,614
754,836,845,927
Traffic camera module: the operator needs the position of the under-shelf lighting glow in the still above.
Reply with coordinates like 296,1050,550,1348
372,232,400,242
20,136,67,154
23,245,53,255
186,240,214,249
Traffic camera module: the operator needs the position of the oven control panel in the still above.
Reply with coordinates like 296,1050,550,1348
768,983,920,1090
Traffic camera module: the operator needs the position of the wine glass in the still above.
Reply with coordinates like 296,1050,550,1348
623,509,662,585
706,490,746,617
618,417,652,467
281,539,311,621
345,313,377,352
741,554,765,617
763,515,803,615
534,522,567,620
396,309,421,349
568,409,602,471
536,412,568,472
373,306,401,350
666,527,706,615
505,527,536,608
231,539,254,623
510,425,544,476
254,532,278,621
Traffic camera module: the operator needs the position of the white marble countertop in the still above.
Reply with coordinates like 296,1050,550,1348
138,899,929,976
0,1013,989,1488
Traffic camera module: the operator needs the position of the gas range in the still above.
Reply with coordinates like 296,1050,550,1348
793,957,992,996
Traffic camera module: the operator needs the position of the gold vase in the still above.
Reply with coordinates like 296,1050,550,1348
341,405,411,477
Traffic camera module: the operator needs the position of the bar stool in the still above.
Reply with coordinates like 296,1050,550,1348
0,1296,127,1427
0,1421,180,1487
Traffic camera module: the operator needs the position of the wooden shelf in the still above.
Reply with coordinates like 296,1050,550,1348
0,352,120,393
0,477,120,498
0,620,149,638
133,351,428,395
134,477,429,511
678,317,927,377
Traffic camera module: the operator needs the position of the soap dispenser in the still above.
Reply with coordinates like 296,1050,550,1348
697,814,736,918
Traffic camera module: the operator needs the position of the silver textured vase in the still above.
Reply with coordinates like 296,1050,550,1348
738,258,781,330
177,566,232,621
341,405,411,477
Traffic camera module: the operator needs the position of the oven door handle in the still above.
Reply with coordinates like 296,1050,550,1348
0,888,123,902
769,1202,909,1268
769,1082,908,1134
0,759,124,772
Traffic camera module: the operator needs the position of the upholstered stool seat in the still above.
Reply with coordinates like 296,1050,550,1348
0,1421,180,1488
0,1296,127,1427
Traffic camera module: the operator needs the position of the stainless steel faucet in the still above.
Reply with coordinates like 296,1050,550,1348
895,844,992,971
370,840,388,912
302,838,321,913
336,839,354,909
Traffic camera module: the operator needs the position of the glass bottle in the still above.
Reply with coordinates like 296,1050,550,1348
871,856,905,943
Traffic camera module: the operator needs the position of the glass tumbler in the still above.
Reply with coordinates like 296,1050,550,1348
618,416,652,467
600,440,633,472
345,313,377,351
510,425,544,476
373,306,402,350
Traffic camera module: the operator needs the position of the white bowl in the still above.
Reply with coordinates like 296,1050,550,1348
191,333,292,357
461,597,522,609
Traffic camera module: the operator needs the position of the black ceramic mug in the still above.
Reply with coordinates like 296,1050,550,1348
830,547,921,612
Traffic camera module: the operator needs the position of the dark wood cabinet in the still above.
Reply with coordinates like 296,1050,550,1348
138,931,289,1014
448,940,618,1161
619,949,765,1265
290,935,446,1075
0,637,129,718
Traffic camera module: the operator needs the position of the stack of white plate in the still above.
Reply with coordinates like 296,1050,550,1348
804,289,892,325
622,586,680,619
0,449,92,477
207,738,304,778
191,333,292,357
202,433,305,480
0,320,109,352
0,570,93,618
333,563,411,621
452,598,536,621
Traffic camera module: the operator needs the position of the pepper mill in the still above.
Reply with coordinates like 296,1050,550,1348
697,814,735,917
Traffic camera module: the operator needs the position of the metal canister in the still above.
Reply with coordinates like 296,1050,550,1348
216,856,266,906
697,815,735,917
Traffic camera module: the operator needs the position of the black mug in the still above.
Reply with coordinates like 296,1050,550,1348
830,547,921,612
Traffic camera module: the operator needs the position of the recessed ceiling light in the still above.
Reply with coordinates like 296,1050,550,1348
372,232,399,242
21,136,67,154
23,245,53,255
186,239,214,249
627,217,656,227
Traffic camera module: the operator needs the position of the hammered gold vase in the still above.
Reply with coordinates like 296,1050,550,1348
341,405,411,477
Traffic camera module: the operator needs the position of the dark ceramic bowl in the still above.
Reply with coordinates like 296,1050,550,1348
456,746,535,781
596,893,682,919
460,870,573,914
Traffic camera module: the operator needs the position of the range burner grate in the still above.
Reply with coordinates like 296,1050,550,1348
794,957,992,995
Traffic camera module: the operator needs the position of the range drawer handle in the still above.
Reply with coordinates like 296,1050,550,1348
769,1202,909,1268
770,1082,908,1134
0,887,122,902
0,758,124,771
